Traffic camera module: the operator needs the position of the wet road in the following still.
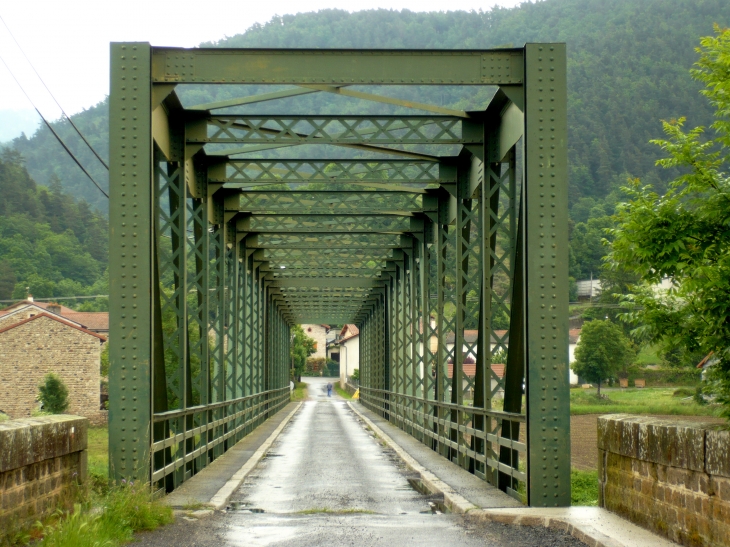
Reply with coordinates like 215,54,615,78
132,378,586,547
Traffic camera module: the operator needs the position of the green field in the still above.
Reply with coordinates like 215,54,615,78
88,426,109,480
570,387,718,416
291,382,309,401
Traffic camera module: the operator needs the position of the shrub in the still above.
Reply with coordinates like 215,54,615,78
306,357,326,373
39,373,69,414
35,482,173,547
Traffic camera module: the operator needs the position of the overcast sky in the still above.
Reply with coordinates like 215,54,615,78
0,0,526,136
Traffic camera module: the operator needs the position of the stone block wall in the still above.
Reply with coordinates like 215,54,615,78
598,414,730,547
0,416,88,541
301,324,328,359
0,315,103,423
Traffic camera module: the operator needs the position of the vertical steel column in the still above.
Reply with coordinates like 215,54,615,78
524,43,570,506
109,43,152,483
435,193,454,458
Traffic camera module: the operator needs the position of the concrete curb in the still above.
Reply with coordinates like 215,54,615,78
471,511,623,547
207,402,303,510
347,401,478,514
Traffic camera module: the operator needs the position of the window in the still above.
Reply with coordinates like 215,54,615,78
313,342,318,350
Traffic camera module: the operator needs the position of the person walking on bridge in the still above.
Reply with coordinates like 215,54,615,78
327,382,333,397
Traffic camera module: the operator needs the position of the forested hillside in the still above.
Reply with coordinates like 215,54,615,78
0,150,108,305
3,0,729,288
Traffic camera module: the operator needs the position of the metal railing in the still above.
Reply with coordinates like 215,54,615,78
150,387,289,484
359,387,526,502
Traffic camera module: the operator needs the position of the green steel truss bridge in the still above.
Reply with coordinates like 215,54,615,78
108,43,570,506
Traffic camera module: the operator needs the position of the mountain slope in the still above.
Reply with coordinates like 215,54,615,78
6,0,729,217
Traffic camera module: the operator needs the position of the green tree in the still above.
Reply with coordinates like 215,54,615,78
290,325,316,382
607,26,730,418
38,372,69,414
572,320,634,396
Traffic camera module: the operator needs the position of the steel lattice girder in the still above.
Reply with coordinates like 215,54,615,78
189,115,483,145
245,233,406,249
109,42,569,508
232,191,435,214
211,159,450,184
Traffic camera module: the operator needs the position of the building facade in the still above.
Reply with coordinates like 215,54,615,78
300,324,330,360
0,313,106,424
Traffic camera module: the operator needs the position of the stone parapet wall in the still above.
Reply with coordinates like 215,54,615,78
0,415,88,540
598,414,730,547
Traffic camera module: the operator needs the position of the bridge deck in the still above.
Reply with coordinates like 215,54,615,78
133,379,587,546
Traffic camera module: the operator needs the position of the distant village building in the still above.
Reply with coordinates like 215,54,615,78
335,324,360,388
0,298,109,336
0,312,106,424
300,324,330,359
0,297,109,424
575,279,602,300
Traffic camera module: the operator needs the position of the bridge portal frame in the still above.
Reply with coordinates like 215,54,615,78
108,42,570,505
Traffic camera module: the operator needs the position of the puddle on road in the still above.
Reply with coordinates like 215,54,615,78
228,501,266,513
407,477,451,514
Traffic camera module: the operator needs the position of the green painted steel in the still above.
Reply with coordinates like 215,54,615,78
108,43,569,506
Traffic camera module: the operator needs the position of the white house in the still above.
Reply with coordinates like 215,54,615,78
438,327,581,386
337,324,359,388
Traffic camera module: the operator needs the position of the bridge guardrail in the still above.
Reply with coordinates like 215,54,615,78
359,386,526,502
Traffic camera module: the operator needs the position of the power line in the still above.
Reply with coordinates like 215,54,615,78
0,54,109,199
0,295,109,304
0,15,109,171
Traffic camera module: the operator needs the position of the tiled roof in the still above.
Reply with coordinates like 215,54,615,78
446,363,506,379
339,324,360,342
0,301,76,317
0,312,107,341
63,313,109,331
0,301,109,332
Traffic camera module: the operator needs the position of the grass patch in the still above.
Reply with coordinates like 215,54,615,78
5,425,174,546
9,483,173,547
571,468,599,506
296,507,375,515
570,387,719,416
181,500,209,511
291,382,308,401
335,386,352,399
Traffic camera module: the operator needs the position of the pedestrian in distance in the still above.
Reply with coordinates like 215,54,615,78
327,382,333,397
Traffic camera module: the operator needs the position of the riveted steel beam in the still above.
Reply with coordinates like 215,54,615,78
151,47,524,85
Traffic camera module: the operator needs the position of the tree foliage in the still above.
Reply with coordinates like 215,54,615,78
608,26,730,417
572,320,634,396
5,0,727,221
0,150,108,305
290,325,316,380
38,372,70,414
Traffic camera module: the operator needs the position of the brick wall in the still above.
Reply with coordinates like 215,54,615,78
0,315,103,424
0,416,88,541
598,414,730,547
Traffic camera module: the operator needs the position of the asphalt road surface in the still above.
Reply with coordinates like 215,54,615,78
131,377,586,547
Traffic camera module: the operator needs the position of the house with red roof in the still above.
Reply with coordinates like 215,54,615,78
0,296,108,336
0,311,106,424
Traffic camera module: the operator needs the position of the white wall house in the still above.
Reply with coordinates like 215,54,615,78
435,327,582,386
337,324,359,388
